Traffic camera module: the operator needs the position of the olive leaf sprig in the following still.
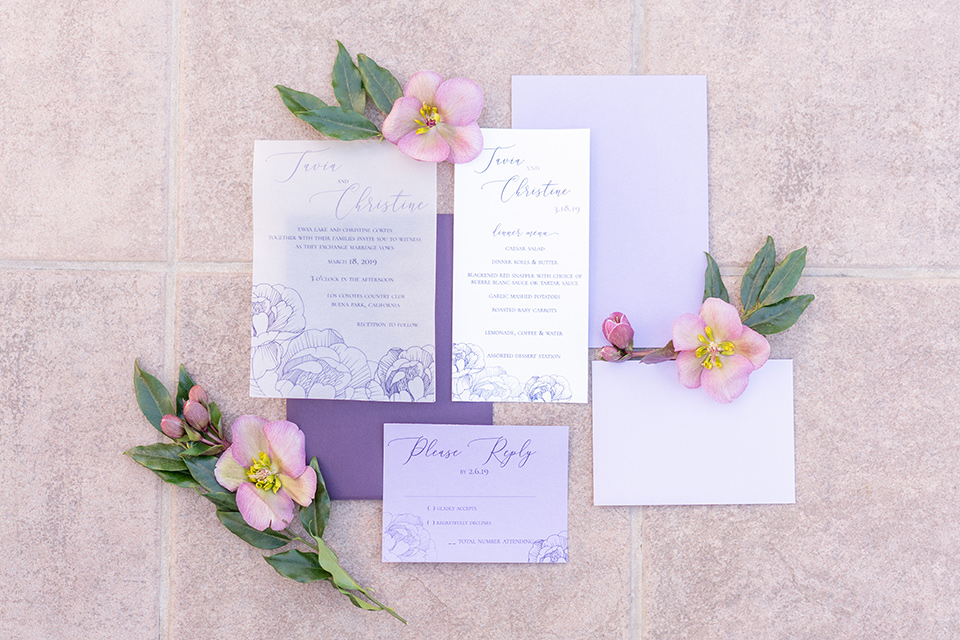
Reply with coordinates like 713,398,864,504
276,41,403,141
126,362,405,623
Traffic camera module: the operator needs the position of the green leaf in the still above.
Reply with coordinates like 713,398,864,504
153,469,200,488
740,236,776,311
298,106,380,141
263,549,332,583
182,455,228,494
134,360,175,431
125,443,188,472
313,536,360,591
275,84,328,114
176,365,197,413
331,41,365,113
203,491,238,512
357,53,403,113
640,341,677,365
180,442,213,457
300,458,331,538
756,246,807,308
216,511,291,550
208,401,222,432
702,253,729,303
743,294,814,335
339,588,382,611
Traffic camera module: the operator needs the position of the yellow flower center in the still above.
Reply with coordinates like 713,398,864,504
246,451,282,493
415,103,440,134
694,325,736,370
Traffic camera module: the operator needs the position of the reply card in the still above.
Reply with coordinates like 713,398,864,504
592,360,796,506
382,423,569,563
452,129,590,403
252,140,437,401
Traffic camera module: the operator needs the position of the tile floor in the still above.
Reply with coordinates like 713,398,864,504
2,1,958,638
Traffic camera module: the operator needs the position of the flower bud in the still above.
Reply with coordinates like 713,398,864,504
188,385,209,404
160,414,185,439
602,312,634,351
182,399,210,430
599,345,628,362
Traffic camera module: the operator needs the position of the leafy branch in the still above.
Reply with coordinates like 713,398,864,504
276,41,403,141
126,363,404,623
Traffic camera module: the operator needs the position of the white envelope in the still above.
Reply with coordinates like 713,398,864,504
592,360,796,505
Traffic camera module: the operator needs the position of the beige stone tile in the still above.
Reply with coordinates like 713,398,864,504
178,0,634,261
170,272,628,637
0,2,170,261
644,1,960,268
0,270,165,638
176,273,283,419
642,278,960,639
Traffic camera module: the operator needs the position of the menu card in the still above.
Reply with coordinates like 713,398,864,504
452,129,590,403
252,140,437,401
512,76,709,348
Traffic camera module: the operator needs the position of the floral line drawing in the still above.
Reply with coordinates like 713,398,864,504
382,513,438,562
451,342,572,402
250,283,435,401
528,531,568,563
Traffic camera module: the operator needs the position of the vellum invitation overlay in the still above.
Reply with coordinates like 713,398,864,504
382,423,569,563
252,140,437,401
452,129,590,403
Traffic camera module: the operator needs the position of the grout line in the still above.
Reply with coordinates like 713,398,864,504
5,260,960,280
159,0,183,637
629,507,639,640
631,0,644,75
0,260,253,272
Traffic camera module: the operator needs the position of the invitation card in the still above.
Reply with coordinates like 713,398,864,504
512,76,709,348
451,129,590,403
382,423,569,563
287,215,495,501
592,360,796,505
251,140,437,401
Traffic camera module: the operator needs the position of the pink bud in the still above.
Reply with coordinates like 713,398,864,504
602,312,634,351
188,385,209,404
182,399,210,430
599,346,628,362
160,414,185,439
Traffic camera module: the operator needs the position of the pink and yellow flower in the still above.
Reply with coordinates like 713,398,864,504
382,70,483,163
671,298,770,404
214,416,317,531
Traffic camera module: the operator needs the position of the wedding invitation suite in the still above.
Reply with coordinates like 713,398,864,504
592,360,796,505
512,76,709,348
287,215,495,501
382,423,569,563
252,140,437,401
452,129,590,403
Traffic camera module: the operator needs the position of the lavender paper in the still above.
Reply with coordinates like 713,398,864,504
512,75,709,348
288,214,494,499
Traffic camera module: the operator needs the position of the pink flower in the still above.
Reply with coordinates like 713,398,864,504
214,416,317,531
598,345,628,362
602,312,634,351
671,298,770,404
160,414,185,439
382,70,483,163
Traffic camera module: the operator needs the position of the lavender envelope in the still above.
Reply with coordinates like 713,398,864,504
512,76,709,347
287,214,494,500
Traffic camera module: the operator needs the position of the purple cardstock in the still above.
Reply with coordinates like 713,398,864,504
287,213,494,500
